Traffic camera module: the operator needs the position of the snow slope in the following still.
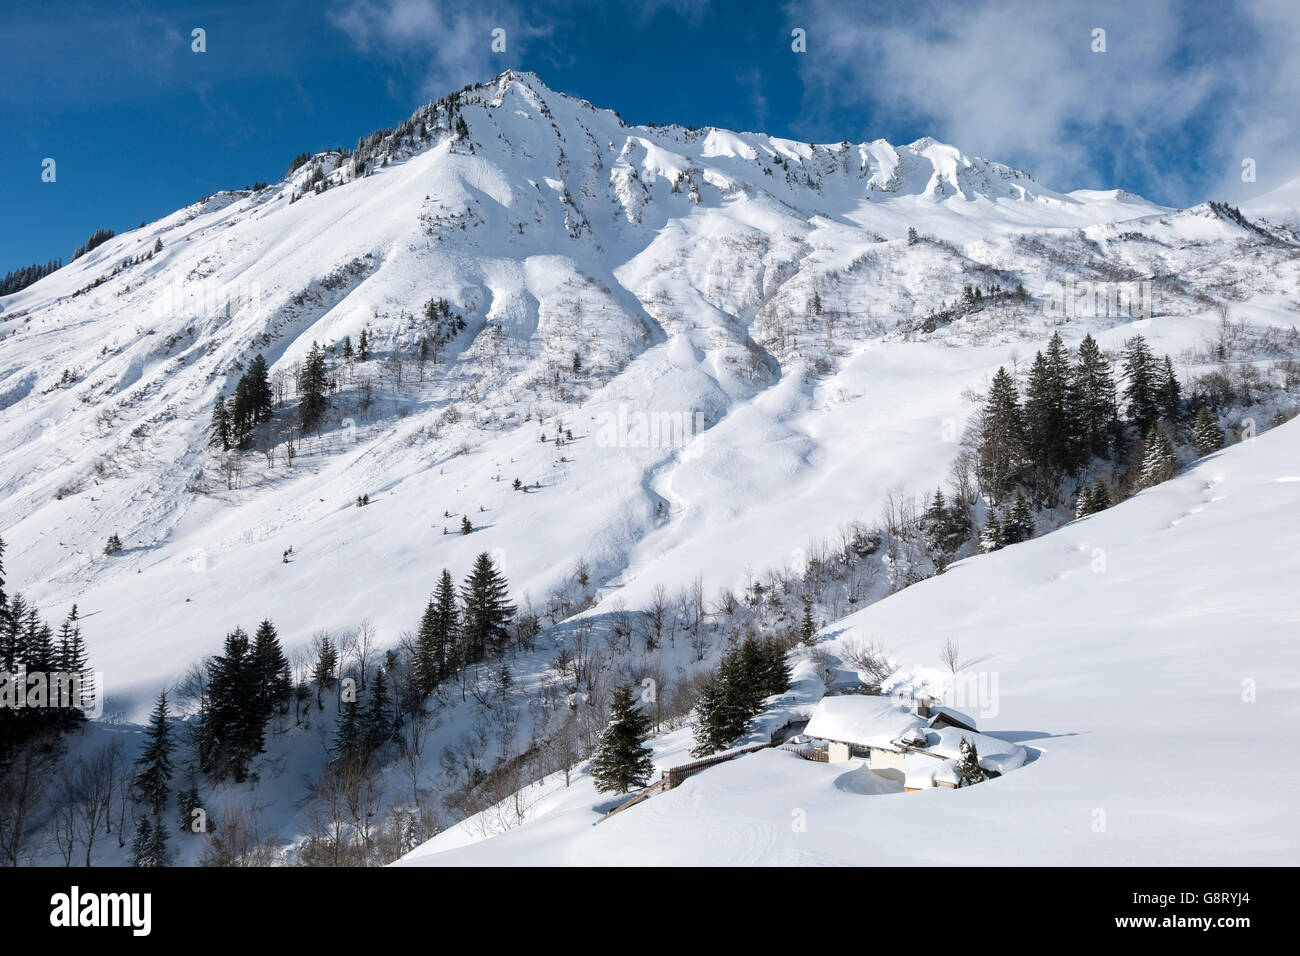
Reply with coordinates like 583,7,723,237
399,419,1300,865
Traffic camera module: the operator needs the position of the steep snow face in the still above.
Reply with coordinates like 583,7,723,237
398,420,1300,866
1241,172,1300,230
0,71,1294,721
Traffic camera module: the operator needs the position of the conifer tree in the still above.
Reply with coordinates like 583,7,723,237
460,553,515,662
1072,334,1118,459
1074,482,1096,519
1091,476,1111,511
297,341,330,433
979,513,1005,553
590,684,655,793
313,635,338,708
1138,426,1177,489
1158,356,1182,424
134,690,174,820
1122,336,1160,431
799,599,816,647
203,628,266,782
1192,406,1225,455
333,697,361,763
1003,493,1035,545
131,817,156,867
957,737,987,785
460,515,472,535
362,667,392,751
416,570,458,693
252,619,290,716
975,367,1026,504
209,397,231,451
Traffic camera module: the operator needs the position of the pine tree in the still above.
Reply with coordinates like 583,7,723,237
104,533,123,555
362,667,392,750
460,515,472,535
341,335,354,361
1122,335,1160,431
957,737,987,785
209,397,231,451
590,685,655,793
799,599,816,646
975,367,1027,504
1137,426,1177,489
416,570,458,693
979,513,1005,553
1158,356,1182,424
1191,406,1225,456
297,341,330,432
460,552,515,662
1091,476,1111,511
357,328,370,361
133,690,173,819
1023,333,1077,483
203,628,266,782
1072,334,1118,460
1002,493,1035,545
245,353,274,423
252,619,290,716
131,817,156,866
313,635,338,708
333,697,361,762
1074,482,1095,519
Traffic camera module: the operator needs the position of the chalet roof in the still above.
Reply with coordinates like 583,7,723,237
804,695,926,750
928,705,978,732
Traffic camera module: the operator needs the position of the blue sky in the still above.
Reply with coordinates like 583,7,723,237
4,0,1299,272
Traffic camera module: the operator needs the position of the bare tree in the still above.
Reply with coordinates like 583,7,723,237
940,637,962,675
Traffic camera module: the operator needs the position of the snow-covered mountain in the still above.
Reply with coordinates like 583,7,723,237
2,70,1299,865
2,70,1295,719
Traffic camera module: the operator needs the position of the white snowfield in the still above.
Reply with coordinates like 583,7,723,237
399,420,1300,866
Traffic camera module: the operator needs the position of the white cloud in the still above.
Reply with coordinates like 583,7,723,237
328,0,544,99
791,0,1300,204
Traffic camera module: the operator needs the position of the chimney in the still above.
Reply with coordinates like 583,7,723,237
917,697,931,718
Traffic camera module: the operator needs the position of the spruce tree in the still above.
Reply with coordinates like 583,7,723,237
416,570,458,694
460,552,515,662
1074,482,1096,519
957,737,987,785
1192,406,1225,455
204,628,266,782
131,817,156,867
209,397,231,451
975,367,1026,504
1122,336,1160,431
590,684,655,794
1091,476,1111,511
133,690,174,819
1158,356,1182,424
979,513,1005,553
799,599,816,647
313,634,338,707
297,341,330,432
362,667,392,750
1138,426,1177,489
251,619,290,716
1072,334,1118,459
